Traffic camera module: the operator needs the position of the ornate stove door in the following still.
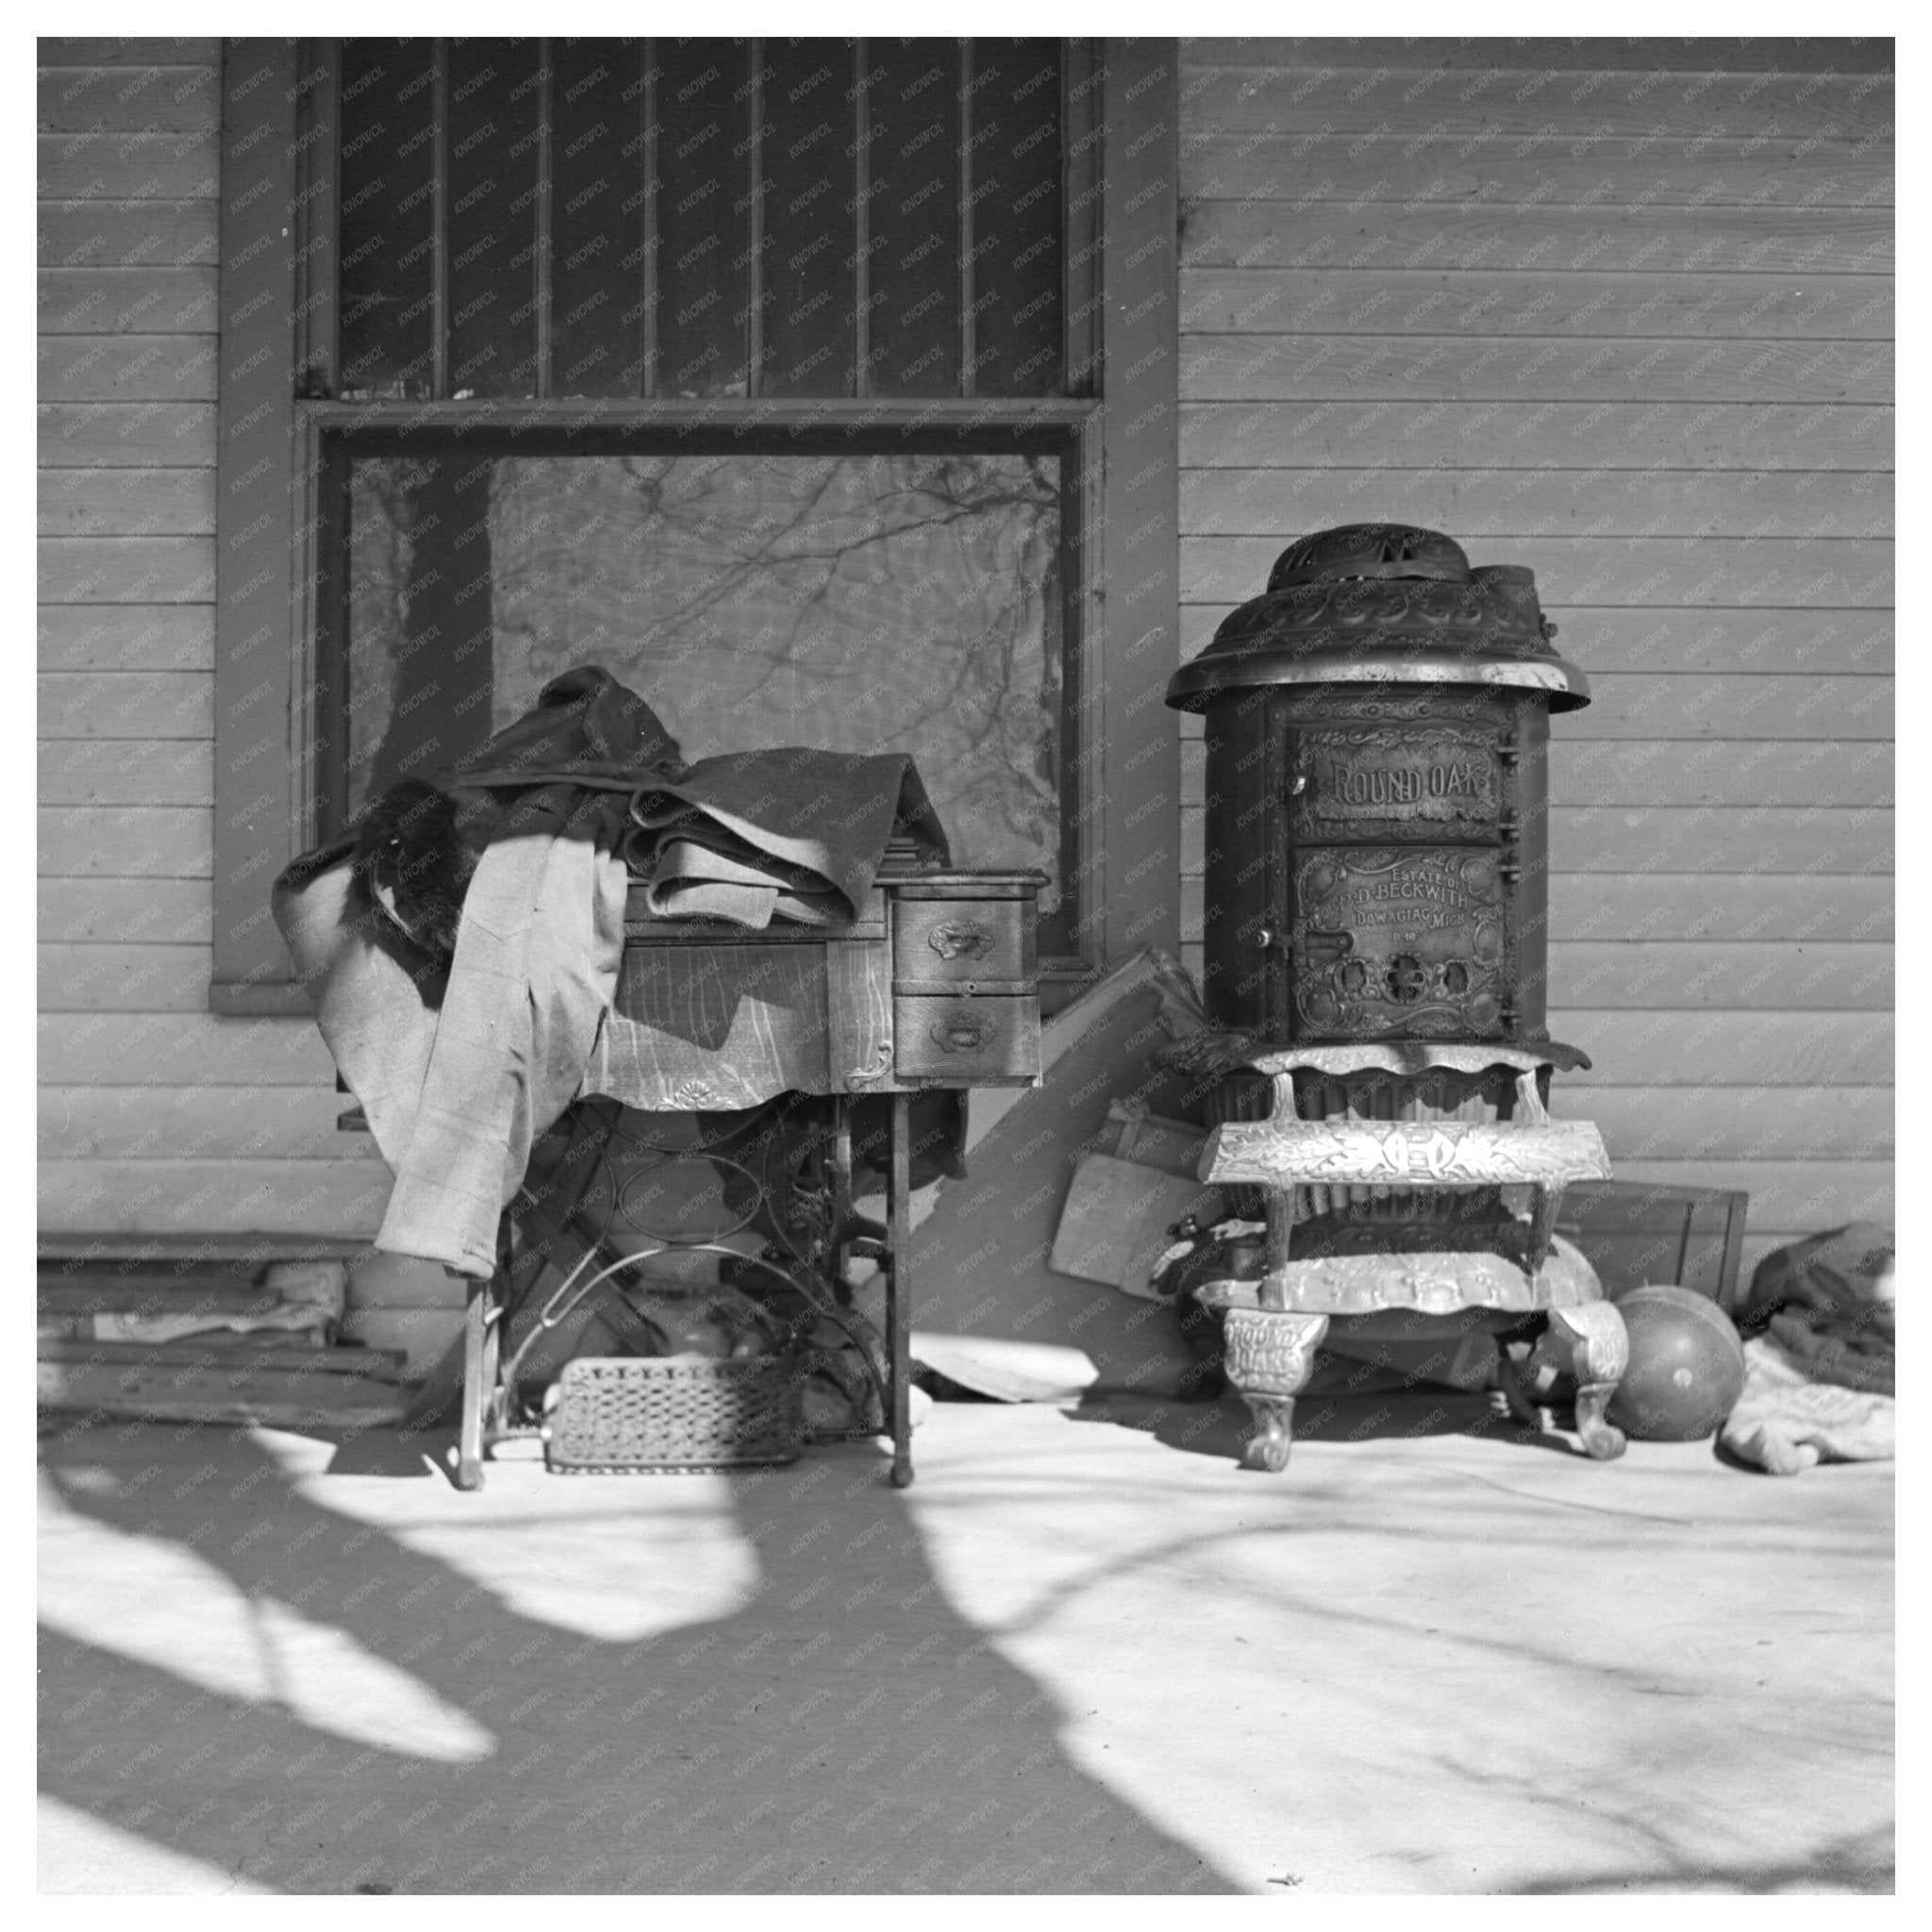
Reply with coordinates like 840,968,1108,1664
1279,703,1523,1041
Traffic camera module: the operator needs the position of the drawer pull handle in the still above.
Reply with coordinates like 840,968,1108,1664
930,1011,995,1054
927,921,994,961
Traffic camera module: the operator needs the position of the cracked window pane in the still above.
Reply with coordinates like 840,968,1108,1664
346,452,1063,905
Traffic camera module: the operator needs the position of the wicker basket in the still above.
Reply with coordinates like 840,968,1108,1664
543,1352,806,1474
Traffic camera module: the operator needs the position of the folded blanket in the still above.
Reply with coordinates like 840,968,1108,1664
626,747,948,928
1722,1337,1894,1474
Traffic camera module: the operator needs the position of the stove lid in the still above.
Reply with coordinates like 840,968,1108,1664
1167,522,1591,712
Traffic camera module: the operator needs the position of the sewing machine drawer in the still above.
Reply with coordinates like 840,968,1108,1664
892,992,1041,1084
891,893,1036,990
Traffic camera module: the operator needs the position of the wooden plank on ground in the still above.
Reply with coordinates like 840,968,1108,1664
39,942,213,1012
37,1014,332,1088
37,537,216,605
39,1085,368,1160
1178,402,1894,473
1178,135,1895,211
1184,201,1892,277
1556,1087,1893,1162
1179,605,1895,675
39,672,212,738
37,605,213,671
38,468,214,537
36,1159,391,1238
37,66,220,133
1180,268,1893,341
36,332,219,401
38,401,217,466
37,1360,412,1427
1178,64,1891,142
38,741,213,808
1546,1011,1892,1088
38,805,212,877
36,266,217,333
38,1340,406,1380
1179,464,1894,537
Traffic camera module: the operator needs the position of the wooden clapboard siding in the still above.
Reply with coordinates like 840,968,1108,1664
36,268,217,334
37,129,221,200
1176,37,1893,1253
38,468,216,537
1182,736,1893,808
39,1013,339,1089
41,878,211,943
1179,405,1892,471
1182,605,1895,673
40,1087,375,1161
38,401,218,466
38,199,219,267
34,42,375,1242
38,606,213,671
1183,467,1896,537
1179,874,1894,947
40,943,216,1012
1183,805,1891,875
1554,1088,1892,1163
36,1161,389,1238
40,741,214,808
38,333,219,401
1179,341,1895,408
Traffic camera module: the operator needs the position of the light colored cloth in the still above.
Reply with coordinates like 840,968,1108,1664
276,810,627,1278
376,818,628,1276
1722,1337,1895,1474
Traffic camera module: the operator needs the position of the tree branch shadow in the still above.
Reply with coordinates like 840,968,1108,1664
39,1421,1239,1896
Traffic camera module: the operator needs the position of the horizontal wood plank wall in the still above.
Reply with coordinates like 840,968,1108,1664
1175,38,1893,1274
38,42,387,1241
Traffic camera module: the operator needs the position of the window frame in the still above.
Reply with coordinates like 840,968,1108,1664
213,36,1178,1014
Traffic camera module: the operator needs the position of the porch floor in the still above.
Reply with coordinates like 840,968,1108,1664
38,1391,1892,1895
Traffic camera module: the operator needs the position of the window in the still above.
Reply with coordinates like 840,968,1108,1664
214,37,1178,1011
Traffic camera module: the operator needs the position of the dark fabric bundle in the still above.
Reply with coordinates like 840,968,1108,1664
1737,1223,1894,1397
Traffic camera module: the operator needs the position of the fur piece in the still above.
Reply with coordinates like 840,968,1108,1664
350,778,493,965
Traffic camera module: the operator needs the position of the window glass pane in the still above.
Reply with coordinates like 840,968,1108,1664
866,40,961,396
337,39,438,396
656,41,752,398
759,41,858,396
970,39,1063,395
551,40,648,396
446,39,543,396
347,453,1063,903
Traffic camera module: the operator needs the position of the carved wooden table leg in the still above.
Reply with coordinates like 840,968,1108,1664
1548,1301,1630,1460
1223,1307,1329,1472
455,1278,491,1491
